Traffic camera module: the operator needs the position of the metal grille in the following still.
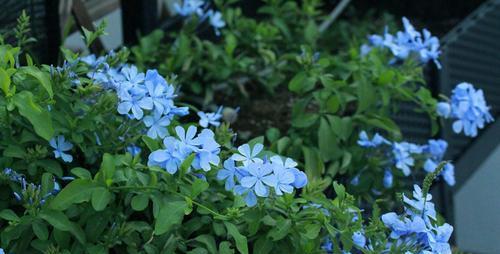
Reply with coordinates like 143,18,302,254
439,0,500,160
0,0,59,63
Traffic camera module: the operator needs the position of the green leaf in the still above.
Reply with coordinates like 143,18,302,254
142,135,160,152
318,118,337,161
0,209,19,221
302,146,324,180
154,200,187,235
49,179,99,210
291,113,319,128
0,67,11,96
100,153,116,185
195,234,217,254
39,209,86,244
91,187,112,211
219,241,234,254
70,167,92,179
13,91,54,140
303,224,321,239
223,222,248,254
180,153,196,176
32,220,49,240
21,66,53,98
253,237,273,254
288,72,316,93
267,219,291,241
131,193,149,211
356,79,375,113
191,178,209,198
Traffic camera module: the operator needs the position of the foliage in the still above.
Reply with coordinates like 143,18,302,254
0,3,494,253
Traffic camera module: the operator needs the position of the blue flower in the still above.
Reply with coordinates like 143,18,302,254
363,17,441,68
392,142,415,176
147,137,188,174
198,106,223,128
217,159,239,190
233,185,257,207
145,70,175,114
383,169,393,188
231,143,264,166
49,135,73,163
321,237,333,252
440,82,494,137
270,166,295,195
207,10,225,35
381,212,427,239
174,0,204,16
121,65,145,88
117,90,153,120
427,223,453,254
403,185,436,221
357,131,390,147
240,161,275,197
270,156,307,188
436,102,451,118
143,112,171,139
176,125,201,151
127,145,141,156
352,231,366,248
192,129,221,171
3,168,23,182
350,174,360,186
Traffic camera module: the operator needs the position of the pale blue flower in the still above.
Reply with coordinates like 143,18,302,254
381,212,427,239
352,231,366,247
383,169,393,188
231,143,264,166
49,135,73,163
270,155,307,188
147,137,188,174
174,0,204,16
358,131,390,147
143,112,171,139
117,91,153,120
192,129,220,171
270,166,295,195
240,162,275,197
448,82,494,137
207,10,225,35
176,125,201,152
198,106,223,127
392,142,415,176
403,185,436,221
234,185,257,207
436,102,451,118
217,159,239,190
127,145,141,156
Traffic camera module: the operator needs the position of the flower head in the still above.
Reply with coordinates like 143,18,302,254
49,135,73,163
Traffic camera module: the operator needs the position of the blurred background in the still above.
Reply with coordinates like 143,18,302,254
1,0,499,253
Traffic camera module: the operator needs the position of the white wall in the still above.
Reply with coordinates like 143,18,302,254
454,144,500,253
64,8,123,53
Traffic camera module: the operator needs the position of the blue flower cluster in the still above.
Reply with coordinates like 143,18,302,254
217,143,308,207
174,0,226,35
3,168,60,207
436,82,494,137
382,185,453,254
198,106,223,128
81,55,189,140
357,131,455,186
361,17,441,68
148,125,220,174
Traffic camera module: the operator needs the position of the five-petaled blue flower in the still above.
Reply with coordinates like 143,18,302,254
49,135,73,163
231,143,264,166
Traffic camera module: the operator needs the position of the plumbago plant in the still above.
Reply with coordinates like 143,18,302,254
0,15,464,254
